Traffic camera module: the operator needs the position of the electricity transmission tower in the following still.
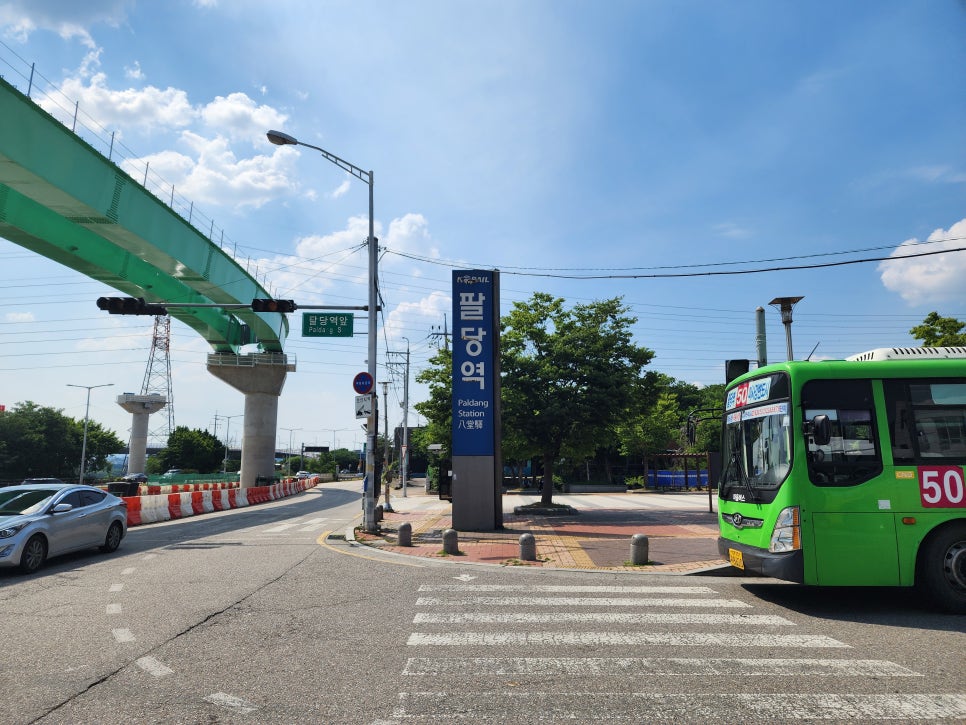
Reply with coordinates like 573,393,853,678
141,315,175,447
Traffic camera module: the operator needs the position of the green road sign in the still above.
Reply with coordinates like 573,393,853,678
302,312,354,337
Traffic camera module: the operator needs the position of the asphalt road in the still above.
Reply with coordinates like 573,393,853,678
1,483,964,724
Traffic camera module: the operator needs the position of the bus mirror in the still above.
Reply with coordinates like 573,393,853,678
809,414,832,446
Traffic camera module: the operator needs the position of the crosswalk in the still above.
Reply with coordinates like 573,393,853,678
379,581,966,723
257,516,330,535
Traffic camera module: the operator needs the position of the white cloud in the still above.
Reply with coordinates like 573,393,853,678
4,311,35,322
329,180,351,199
200,92,288,145
41,71,197,132
879,218,966,305
383,290,450,342
0,0,131,47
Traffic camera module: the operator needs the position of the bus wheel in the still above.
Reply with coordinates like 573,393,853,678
918,522,966,614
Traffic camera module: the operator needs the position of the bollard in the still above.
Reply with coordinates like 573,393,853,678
442,528,459,555
375,504,383,522
519,532,537,561
630,533,649,565
398,522,412,547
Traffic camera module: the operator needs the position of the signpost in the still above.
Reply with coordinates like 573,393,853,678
353,371,374,395
302,312,354,337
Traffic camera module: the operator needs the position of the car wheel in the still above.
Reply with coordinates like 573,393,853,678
917,521,966,614
101,522,124,553
19,534,47,574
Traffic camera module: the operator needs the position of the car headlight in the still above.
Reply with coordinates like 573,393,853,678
0,523,26,538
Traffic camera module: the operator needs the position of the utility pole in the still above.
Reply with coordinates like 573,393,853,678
430,314,450,350
401,338,410,498
381,382,392,512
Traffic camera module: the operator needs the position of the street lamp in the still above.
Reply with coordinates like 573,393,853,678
268,129,378,531
281,427,302,475
66,383,114,485
769,296,805,361
219,414,243,473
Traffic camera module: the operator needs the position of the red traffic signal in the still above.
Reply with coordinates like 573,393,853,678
251,299,297,313
96,297,167,315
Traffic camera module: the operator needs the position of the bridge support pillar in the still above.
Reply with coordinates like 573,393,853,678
206,353,296,488
117,394,167,475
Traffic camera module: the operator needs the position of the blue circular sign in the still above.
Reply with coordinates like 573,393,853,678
353,372,374,395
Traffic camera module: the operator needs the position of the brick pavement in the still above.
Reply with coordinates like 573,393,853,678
350,490,728,574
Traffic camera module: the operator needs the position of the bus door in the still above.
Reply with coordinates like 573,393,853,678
802,379,898,586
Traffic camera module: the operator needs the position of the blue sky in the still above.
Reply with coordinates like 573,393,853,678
0,1,963,456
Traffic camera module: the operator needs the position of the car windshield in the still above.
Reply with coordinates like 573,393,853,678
722,401,792,490
0,489,57,515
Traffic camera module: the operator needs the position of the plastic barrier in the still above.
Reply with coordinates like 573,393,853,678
123,480,315,528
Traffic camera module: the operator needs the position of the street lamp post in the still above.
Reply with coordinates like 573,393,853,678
282,427,302,475
268,129,379,532
66,383,114,485
219,414,243,473
769,296,805,361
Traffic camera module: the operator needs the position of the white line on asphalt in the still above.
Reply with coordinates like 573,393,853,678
136,656,174,678
111,628,136,643
121,567,136,576
204,693,258,714
415,596,751,608
109,583,124,592
263,523,299,533
406,632,848,647
106,603,122,615
413,612,793,625
418,584,716,593
402,657,920,677
391,692,966,720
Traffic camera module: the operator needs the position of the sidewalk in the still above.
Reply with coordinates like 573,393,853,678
349,484,730,574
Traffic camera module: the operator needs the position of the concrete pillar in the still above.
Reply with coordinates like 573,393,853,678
116,393,167,474
207,353,294,488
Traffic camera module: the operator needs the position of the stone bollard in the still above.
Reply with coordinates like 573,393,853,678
375,504,384,522
442,528,459,555
398,522,412,547
519,532,537,561
630,533,649,565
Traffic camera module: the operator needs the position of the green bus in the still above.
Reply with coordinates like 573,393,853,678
716,346,966,613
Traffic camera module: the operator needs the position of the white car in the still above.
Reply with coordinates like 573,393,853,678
0,483,127,574
295,471,313,480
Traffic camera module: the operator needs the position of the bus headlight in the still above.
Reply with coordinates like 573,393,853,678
769,506,800,552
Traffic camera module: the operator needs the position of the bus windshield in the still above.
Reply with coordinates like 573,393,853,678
722,401,792,492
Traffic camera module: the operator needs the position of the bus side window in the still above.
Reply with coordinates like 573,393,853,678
884,379,966,463
801,379,881,486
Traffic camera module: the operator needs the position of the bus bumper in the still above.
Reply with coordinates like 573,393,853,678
717,537,804,583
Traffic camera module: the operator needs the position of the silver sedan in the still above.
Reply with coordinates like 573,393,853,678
0,483,127,573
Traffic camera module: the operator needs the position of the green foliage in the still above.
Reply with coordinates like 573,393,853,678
910,312,966,347
502,293,654,503
414,346,452,453
155,426,224,473
0,401,124,481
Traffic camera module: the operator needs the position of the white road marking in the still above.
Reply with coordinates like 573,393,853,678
136,656,174,677
402,657,920,677
106,603,122,615
413,612,793,625
392,692,966,720
204,692,258,714
418,584,716,594
415,596,750,608
454,574,476,582
407,632,847,647
109,583,124,593
121,567,136,576
111,628,136,643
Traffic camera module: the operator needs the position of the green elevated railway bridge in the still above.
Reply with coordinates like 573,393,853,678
0,76,294,486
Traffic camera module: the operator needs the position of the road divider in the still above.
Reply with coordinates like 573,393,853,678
122,478,319,527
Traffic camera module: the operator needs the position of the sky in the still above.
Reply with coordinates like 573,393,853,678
0,0,963,459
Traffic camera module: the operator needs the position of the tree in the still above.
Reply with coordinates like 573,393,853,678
910,312,966,347
413,346,453,455
502,293,654,504
0,401,124,481
155,426,224,473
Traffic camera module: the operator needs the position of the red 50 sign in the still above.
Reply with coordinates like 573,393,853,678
918,466,966,508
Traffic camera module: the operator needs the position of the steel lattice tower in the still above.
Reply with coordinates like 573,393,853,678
141,316,175,447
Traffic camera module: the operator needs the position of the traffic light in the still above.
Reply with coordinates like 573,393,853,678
251,299,297,313
96,297,167,315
